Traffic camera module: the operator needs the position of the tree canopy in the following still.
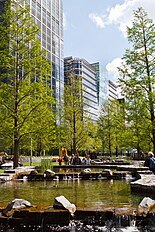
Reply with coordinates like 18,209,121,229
119,7,155,153
0,0,56,167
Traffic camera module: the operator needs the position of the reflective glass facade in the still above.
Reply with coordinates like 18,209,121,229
0,0,64,109
29,0,64,107
91,62,108,111
64,56,98,121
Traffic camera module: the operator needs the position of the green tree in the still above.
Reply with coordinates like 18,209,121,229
85,121,101,153
63,74,96,154
98,100,127,156
0,0,55,167
118,7,155,153
98,101,112,155
125,87,151,154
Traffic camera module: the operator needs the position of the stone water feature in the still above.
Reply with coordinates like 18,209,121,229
0,198,154,231
0,161,155,231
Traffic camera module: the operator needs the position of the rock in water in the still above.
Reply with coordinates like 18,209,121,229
53,195,76,216
137,197,155,216
2,199,32,216
83,168,91,173
11,199,31,209
44,169,55,177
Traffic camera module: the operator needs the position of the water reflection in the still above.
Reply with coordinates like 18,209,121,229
0,179,142,209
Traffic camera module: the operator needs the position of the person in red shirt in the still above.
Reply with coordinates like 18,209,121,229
58,157,63,166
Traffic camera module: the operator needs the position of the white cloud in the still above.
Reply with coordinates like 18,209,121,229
106,58,122,82
89,0,155,37
88,13,106,29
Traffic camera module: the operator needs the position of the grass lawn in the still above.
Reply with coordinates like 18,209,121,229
23,161,41,167
22,161,61,167
0,169,4,174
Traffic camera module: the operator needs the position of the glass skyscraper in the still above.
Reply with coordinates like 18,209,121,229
0,0,64,113
64,56,98,121
28,0,64,109
91,62,108,110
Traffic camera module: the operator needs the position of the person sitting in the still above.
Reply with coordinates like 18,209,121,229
85,155,92,165
73,153,81,165
69,154,74,165
64,154,69,165
144,151,155,174
82,157,87,165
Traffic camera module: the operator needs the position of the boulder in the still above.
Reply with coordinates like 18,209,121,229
103,169,113,176
2,199,32,216
83,168,91,173
30,170,38,175
137,197,155,216
11,199,31,209
53,195,76,216
44,169,55,177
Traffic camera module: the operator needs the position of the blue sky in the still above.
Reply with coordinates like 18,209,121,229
63,0,155,82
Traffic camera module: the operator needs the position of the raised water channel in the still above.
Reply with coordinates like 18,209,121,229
0,179,142,209
0,178,148,231
0,161,154,231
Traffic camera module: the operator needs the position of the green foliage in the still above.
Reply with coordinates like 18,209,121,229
98,99,128,155
84,119,101,152
0,0,56,167
118,7,155,153
41,158,53,172
62,74,98,153
62,75,85,152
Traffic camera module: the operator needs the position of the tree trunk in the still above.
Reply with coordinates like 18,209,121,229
14,95,19,168
143,25,155,153
73,111,76,154
116,146,118,157
14,136,19,169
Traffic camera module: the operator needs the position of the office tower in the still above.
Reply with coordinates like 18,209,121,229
92,63,118,104
64,56,98,121
91,62,107,111
108,80,118,101
0,0,64,110
30,0,64,109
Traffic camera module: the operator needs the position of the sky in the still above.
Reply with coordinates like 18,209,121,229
63,0,155,82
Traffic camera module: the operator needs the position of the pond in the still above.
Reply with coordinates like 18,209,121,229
0,179,143,209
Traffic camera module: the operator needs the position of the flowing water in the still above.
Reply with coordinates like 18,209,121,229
0,179,153,231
